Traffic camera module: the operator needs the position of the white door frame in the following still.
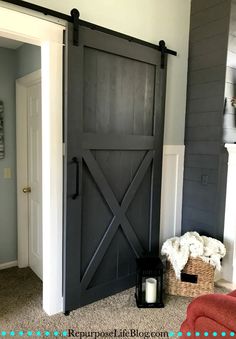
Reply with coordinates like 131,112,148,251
0,6,64,315
16,70,41,269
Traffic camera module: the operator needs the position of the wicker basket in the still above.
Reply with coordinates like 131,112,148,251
165,258,215,297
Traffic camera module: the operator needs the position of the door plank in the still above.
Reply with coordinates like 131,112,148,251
81,215,120,290
121,150,153,211
82,133,154,150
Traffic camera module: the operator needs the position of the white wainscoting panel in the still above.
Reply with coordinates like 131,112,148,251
160,145,185,248
222,144,236,283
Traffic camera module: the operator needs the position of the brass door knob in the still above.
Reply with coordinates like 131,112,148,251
23,187,31,193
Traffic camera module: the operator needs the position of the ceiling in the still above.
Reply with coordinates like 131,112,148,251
0,37,23,49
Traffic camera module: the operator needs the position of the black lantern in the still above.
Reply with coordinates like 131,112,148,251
135,255,164,308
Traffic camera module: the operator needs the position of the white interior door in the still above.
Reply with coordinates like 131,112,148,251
27,82,42,280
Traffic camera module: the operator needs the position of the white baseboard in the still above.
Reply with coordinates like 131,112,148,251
160,145,185,247
0,260,18,270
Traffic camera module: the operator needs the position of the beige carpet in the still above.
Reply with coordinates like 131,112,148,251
0,267,229,338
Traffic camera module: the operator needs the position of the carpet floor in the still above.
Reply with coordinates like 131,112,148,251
0,267,229,338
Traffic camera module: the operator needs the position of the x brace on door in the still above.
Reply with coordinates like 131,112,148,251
81,149,154,290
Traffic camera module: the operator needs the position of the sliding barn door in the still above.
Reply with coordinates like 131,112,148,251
63,24,167,312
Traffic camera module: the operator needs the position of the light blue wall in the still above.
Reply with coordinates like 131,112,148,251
0,47,17,264
16,44,41,79
0,44,41,265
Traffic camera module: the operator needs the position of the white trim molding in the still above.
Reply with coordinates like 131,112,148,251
0,261,18,270
0,6,63,45
222,144,236,283
41,40,63,315
160,145,185,247
0,0,67,27
0,6,64,315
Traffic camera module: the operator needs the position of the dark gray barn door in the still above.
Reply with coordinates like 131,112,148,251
63,23,167,312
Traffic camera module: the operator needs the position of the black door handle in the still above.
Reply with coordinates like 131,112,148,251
72,157,79,200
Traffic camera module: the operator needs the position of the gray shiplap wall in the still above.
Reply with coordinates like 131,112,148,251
182,0,231,240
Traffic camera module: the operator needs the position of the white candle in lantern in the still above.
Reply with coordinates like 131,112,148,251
145,278,157,303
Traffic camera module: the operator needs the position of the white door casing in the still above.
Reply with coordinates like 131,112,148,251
0,5,65,315
27,81,42,280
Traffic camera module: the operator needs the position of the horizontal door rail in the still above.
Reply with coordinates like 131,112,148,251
82,133,154,150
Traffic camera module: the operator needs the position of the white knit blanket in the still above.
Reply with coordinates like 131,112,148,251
161,232,226,279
